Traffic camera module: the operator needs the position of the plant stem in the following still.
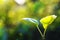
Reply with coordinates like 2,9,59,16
44,29,46,37
36,25,46,40
43,29,47,40
36,25,43,38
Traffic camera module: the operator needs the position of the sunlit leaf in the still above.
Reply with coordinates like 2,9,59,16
22,18,39,25
40,15,57,30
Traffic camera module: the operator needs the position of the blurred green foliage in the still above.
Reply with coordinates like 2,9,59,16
0,0,60,40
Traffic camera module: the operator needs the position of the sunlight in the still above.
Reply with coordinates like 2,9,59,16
15,0,26,5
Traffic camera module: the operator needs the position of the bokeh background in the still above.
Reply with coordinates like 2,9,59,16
0,0,60,40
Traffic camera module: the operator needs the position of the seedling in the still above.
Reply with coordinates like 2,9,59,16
21,15,57,40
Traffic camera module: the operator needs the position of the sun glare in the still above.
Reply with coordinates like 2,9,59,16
15,0,26,5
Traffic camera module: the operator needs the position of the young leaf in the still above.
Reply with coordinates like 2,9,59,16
40,15,57,30
22,18,39,25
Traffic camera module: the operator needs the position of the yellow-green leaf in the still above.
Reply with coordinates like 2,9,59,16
40,15,57,30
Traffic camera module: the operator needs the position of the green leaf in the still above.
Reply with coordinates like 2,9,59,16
22,18,39,25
